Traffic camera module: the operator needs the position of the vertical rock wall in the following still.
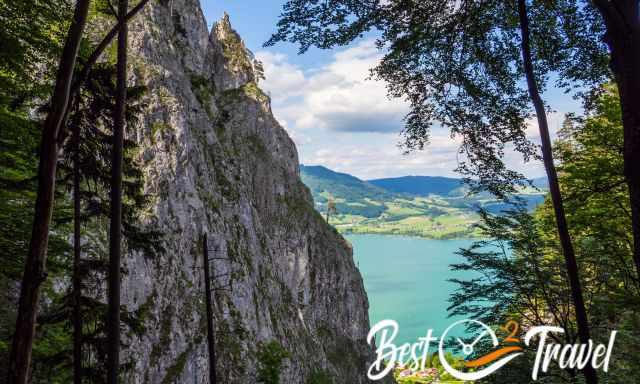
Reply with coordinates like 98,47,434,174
119,1,378,382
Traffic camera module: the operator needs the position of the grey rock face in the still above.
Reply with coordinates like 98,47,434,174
120,1,377,382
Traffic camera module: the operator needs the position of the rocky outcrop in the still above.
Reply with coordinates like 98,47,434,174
120,1,376,382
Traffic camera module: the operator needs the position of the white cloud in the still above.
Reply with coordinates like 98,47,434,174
256,51,306,103
525,111,564,142
256,41,552,179
303,129,465,180
257,40,408,134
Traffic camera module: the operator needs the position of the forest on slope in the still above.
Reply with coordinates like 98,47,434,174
300,165,546,238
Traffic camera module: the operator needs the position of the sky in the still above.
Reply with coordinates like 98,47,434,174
200,1,582,180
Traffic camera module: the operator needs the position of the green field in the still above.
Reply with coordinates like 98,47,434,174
325,196,483,239
301,165,546,239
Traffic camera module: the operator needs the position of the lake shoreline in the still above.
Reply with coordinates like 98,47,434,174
338,229,482,241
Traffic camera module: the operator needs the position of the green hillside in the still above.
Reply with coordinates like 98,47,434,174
300,165,546,239
368,175,464,196
300,165,392,217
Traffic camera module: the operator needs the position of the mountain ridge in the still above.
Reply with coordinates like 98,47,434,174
299,164,547,239
368,175,464,196
301,164,548,198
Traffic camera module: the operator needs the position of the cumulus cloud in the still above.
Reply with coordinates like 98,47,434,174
525,111,564,142
255,51,306,103
257,40,408,134
298,127,466,179
256,41,552,178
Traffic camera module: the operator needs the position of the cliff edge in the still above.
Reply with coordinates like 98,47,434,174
119,1,376,382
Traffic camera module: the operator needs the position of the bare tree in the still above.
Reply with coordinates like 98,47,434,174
202,235,218,384
106,0,128,382
326,198,337,223
72,100,83,384
517,1,596,382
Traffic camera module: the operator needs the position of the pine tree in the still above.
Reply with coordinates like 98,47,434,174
106,0,128,381
7,2,91,382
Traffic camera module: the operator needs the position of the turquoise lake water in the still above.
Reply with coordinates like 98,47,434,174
347,234,476,346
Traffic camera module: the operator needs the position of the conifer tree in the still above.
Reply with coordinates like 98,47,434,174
107,0,128,381
7,2,91,382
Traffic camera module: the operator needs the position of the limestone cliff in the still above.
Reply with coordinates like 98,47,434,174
118,1,376,382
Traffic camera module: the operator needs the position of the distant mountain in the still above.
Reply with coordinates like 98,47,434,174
300,165,391,200
299,165,481,237
300,165,392,217
369,175,549,196
368,175,464,196
299,164,549,239
531,176,549,189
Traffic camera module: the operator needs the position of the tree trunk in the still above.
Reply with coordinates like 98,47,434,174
202,235,218,384
72,103,83,384
594,0,640,283
106,0,128,382
517,1,598,384
57,0,152,145
7,1,91,383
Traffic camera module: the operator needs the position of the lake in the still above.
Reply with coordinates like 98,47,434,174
347,234,476,346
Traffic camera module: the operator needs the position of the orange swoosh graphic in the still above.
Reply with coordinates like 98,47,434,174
464,346,523,368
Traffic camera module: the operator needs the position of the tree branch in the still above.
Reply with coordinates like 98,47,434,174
57,0,152,144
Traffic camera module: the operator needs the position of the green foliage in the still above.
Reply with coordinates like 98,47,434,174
325,198,337,222
0,109,40,278
160,348,190,384
392,352,467,384
449,85,640,383
1,53,161,384
306,369,333,384
0,3,75,376
60,62,164,257
0,106,73,381
247,133,269,160
218,14,254,74
190,74,215,118
150,121,172,139
0,0,72,106
31,320,73,383
256,341,290,384
300,164,543,238
149,304,175,366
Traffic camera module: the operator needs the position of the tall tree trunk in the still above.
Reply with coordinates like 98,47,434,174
517,1,598,384
7,1,92,383
72,104,83,384
107,0,128,382
202,235,218,384
57,0,152,145
594,0,640,283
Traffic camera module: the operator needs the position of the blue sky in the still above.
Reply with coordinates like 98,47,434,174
201,1,581,180
201,1,336,67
